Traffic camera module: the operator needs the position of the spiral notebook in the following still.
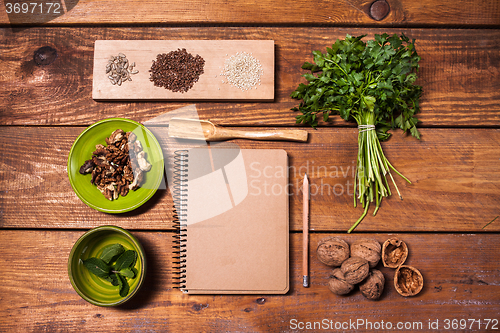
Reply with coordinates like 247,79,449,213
172,147,289,294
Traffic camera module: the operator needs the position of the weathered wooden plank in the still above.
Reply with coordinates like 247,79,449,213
0,125,173,229
0,126,498,232
1,0,499,27
0,27,499,127
0,230,498,332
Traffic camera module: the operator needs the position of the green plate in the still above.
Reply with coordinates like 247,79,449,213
68,226,146,306
68,118,164,213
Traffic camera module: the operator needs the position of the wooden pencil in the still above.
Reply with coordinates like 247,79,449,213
302,174,309,288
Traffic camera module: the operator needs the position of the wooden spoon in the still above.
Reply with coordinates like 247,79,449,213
168,118,308,142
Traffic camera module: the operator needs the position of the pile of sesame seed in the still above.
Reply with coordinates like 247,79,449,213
149,48,205,93
220,52,263,91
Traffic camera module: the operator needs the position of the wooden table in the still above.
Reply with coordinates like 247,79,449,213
1,1,499,332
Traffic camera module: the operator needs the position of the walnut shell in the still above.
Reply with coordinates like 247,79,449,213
382,238,408,268
394,265,424,297
316,237,350,267
328,268,355,295
359,269,385,300
340,256,369,285
351,238,381,268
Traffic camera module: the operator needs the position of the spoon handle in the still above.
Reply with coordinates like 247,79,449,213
217,128,308,142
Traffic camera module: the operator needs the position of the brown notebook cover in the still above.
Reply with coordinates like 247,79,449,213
173,147,289,294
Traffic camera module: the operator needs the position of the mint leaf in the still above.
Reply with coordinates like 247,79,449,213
99,243,125,264
105,273,120,286
83,244,138,298
114,250,137,271
83,258,111,279
119,268,136,279
116,273,130,297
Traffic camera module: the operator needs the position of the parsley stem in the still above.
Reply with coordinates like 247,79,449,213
353,166,358,208
374,180,380,216
348,202,370,233
386,158,412,184
325,58,348,77
483,216,498,229
350,111,413,231
387,170,402,200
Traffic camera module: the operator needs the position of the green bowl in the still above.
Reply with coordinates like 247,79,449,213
68,226,146,306
67,118,164,213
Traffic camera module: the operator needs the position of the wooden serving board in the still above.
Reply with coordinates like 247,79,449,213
92,40,274,101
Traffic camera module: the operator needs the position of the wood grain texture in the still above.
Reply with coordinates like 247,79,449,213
0,27,499,127
0,230,498,332
1,126,498,232
1,0,499,27
1,1,498,330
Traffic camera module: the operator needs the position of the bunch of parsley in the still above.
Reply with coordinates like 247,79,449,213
291,33,422,232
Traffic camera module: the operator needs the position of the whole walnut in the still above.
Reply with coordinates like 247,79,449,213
341,256,369,285
351,238,381,268
316,237,350,267
359,269,385,300
328,268,355,295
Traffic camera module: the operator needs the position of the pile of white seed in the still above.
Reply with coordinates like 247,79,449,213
220,52,263,91
106,53,138,86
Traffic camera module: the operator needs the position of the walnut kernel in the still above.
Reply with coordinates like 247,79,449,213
316,237,350,267
351,238,381,268
106,129,126,146
328,268,354,295
359,269,385,300
341,256,369,285
79,129,151,201
382,238,408,268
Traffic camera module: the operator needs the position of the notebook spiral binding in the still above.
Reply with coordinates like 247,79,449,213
172,150,189,290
